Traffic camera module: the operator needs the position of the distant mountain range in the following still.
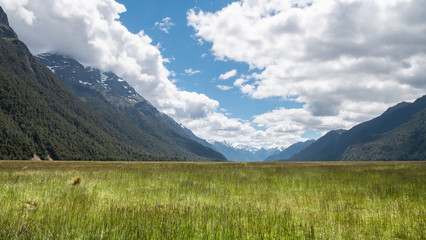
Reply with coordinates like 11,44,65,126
264,140,315,161
206,141,280,162
160,123,281,162
0,6,225,161
289,95,426,161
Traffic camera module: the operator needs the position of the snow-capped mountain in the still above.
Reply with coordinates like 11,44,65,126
36,53,142,103
36,53,282,162
207,141,280,162
264,140,315,161
35,53,226,161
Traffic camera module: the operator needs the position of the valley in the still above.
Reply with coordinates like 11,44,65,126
1,1,426,239
1,161,424,239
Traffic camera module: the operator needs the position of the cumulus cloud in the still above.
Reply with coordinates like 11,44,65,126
4,0,424,150
0,0,34,24
184,68,201,76
0,0,219,134
0,0,293,149
216,85,233,91
188,0,426,121
184,111,305,148
219,69,237,80
154,17,175,34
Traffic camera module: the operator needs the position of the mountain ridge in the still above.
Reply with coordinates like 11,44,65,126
341,108,426,161
35,53,226,161
207,141,280,162
0,7,148,160
0,7,7,25
0,7,225,161
290,96,426,161
265,140,315,161
173,127,281,162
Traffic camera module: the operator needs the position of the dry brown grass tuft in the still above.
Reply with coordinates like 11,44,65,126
70,176,82,186
25,200,39,211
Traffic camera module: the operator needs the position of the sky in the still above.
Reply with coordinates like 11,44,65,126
1,0,425,149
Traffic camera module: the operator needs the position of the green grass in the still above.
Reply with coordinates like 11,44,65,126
0,161,425,239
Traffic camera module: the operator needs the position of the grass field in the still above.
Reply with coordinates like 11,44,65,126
0,161,425,239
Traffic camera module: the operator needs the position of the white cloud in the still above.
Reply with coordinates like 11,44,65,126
216,85,233,91
182,111,304,148
219,69,237,80
1,0,295,149
0,0,219,133
3,0,424,150
185,68,201,76
188,0,426,122
254,107,355,134
154,17,175,34
0,0,34,24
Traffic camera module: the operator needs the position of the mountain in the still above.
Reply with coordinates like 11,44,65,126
35,53,226,161
125,107,280,162
341,108,426,161
0,7,148,160
0,6,225,161
290,95,426,161
381,102,411,116
175,127,281,162
0,7,7,25
264,140,315,161
288,130,346,161
202,141,280,162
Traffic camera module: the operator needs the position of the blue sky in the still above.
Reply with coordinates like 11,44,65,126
2,0,425,148
116,0,304,123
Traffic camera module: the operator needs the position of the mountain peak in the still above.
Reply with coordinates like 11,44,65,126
381,101,411,116
0,7,9,26
36,53,145,104
264,139,315,161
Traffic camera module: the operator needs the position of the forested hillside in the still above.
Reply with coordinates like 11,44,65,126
0,7,225,161
290,95,426,161
341,109,426,161
36,54,226,161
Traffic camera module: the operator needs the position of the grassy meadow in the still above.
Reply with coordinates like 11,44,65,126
0,161,425,239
